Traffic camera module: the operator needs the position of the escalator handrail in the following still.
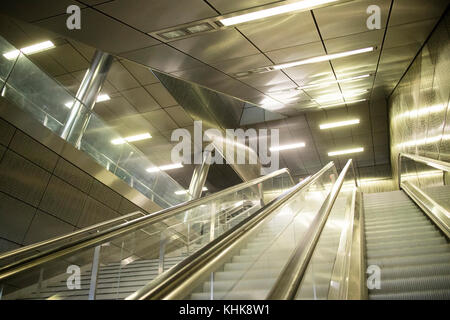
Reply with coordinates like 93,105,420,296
398,153,450,188
0,168,293,280
0,211,146,262
126,162,335,300
267,159,356,299
397,153,450,237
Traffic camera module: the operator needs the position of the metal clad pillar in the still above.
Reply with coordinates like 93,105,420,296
61,50,113,147
188,150,212,200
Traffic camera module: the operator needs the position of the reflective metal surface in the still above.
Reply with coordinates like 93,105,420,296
398,153,450,238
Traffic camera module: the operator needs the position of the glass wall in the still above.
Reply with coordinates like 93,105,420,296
0,36,188,208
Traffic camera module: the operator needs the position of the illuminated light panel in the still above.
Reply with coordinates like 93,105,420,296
298,74,371,90
270,142,306,152
272,47,375,70
320,119,360,130
328,147,364,156
220,0,339,26
175,187,208,195
64,94,111,108
3,40,55,60
319,99,367,108
111,133,152,145
314,90,369,104
146,163,183,173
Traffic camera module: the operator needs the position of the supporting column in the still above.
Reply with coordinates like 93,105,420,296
61,50,113,147
188,150,212,200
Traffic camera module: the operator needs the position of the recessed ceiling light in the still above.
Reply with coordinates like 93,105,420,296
298,74,371,90
319,119,360,130
175,187,208,195
146,163,183,173
270,142,306,151
220,0,339,26
272,47,375,70
3,40,55,60
159,30,187,39
64,94,111,108
111,133,152,145
328,147,364,156
319,99,367,108
186,23,213,34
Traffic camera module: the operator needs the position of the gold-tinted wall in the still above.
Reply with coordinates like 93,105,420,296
389,11,450,184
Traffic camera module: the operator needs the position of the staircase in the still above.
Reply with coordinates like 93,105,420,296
363,190,450,299
18,255,187,300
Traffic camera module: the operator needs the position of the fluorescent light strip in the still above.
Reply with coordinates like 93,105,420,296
319,99,367,108
111,133,152,145
175,187,208,195
270,142,306,152
299,74,371,90
146,163,183,173
328,147,364,156
273,47,374,70
314,90,369,104
65,94,111,108
320,119,360,130
3,40,55,60
220,0,339,26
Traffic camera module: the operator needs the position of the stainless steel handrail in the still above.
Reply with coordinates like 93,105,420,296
397,153,450,188
0,211,146,262
0,168,293,280
267,159,356,299
397,153,450,237
127,162,335,300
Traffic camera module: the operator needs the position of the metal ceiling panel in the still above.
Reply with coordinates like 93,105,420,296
0,1,86,22
324,29,384,53
384,19,438,49
144,83,178,108
164,105,194,127
388,0,448,27
95,0,218,33
142,109,179,132
265,41,325,64
169,28,259,64
121,44,204,74
119,59,161,86
313,0,391,40
207,0,281,14
283,61,334,84
120,87,161,113
36,8,160,54
210,54,272,75
239,71,292,87
107,61,141,91
237,11,320,52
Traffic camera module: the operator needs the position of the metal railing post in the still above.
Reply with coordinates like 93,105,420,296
158,232,167,275
88,245,101,300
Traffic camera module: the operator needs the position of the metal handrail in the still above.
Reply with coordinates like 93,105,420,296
0,168,293,281
397,153,450,188
267,159,356,299
0,210,145,262
127,162,335,300
397,153,450,237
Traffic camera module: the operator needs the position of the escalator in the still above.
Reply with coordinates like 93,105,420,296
364,190,450,299
0,154,449,300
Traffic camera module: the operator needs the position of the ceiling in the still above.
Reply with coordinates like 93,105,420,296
0,0,448,186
